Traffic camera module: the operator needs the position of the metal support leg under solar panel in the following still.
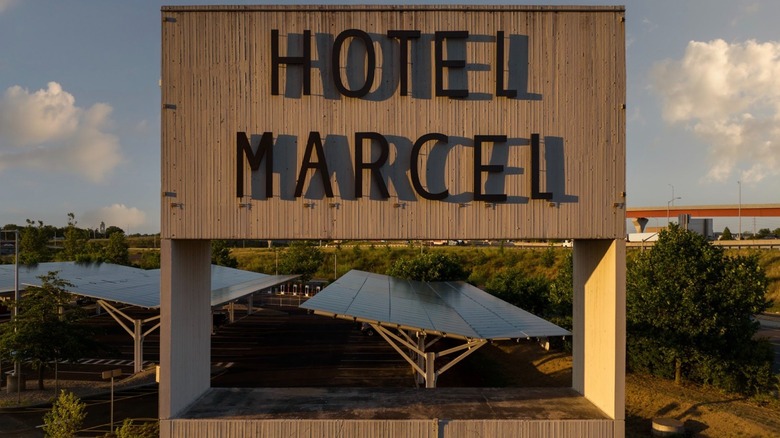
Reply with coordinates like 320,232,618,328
98,300,161,374
371,323,487,388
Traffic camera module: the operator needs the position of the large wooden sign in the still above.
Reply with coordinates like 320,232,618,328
161,5,625,240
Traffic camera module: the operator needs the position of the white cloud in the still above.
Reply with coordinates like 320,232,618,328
82,204,147,231
651,39,780,184
135,119,150,133
0,0,17,14
641,18,658,33
0,82,123,182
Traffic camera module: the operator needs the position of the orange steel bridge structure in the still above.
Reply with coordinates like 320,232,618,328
626,204,780,233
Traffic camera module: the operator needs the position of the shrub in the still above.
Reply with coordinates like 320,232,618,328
43,390,86,438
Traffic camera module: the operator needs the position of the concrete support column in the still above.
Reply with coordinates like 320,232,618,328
159,239,211,420
572,239,626,433
425,352,436,389
631,217,649,233
134,320,143,374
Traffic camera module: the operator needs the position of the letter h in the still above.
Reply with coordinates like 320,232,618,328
271,29,311,95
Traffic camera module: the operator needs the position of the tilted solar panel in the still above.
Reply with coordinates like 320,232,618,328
301,270,570,341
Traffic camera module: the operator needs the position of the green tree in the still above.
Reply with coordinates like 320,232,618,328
134,250,160,270
60,213,89,262
104,226,125,238
43,390,87,438
548,252,573,330
19,219,51,264
485,267,551,315
387,251,467,281
541,243,556,268
755,228,772,239
627,225,773,392
103,232,130,265
278,241,325,283
0,272,98,389
720,226,733,240
211,240,238,268
112,418,160,438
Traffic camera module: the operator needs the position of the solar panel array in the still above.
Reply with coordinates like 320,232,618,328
301,270,570,341
209,265,299,307
0,262,298,309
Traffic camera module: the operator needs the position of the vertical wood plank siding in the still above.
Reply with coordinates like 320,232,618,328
161,419,615,438
161,6,625,240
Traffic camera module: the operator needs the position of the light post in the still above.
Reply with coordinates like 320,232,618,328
1,230,20,402
666,197,681,226
738,180,742,240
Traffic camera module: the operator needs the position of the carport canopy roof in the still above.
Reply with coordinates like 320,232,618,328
0,261,298,309
300,270,570,341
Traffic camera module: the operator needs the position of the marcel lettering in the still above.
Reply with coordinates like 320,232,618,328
237,131,552,202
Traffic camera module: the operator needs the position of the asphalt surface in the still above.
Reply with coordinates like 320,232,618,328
0,386,158,438
756,313,780,374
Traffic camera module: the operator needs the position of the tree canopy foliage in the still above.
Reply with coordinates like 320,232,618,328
482,251,573,334
103,232,130,265
278,241,325,283
211,240,238,268
104,225,125,238
0,272,100,389
627,224,774,393
43,390,87,438
485,268,551,315
3,218,137,266
19,219,52,264
61,213,89,262
387,251,467,282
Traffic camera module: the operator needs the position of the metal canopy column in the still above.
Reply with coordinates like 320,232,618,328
371,323,487,388
97,299,161,374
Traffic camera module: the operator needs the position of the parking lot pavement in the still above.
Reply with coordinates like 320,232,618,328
756,313,780,374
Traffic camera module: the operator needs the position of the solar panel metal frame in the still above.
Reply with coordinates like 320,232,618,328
301,270,571,341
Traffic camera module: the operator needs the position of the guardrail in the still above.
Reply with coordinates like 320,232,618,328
627,239,780,250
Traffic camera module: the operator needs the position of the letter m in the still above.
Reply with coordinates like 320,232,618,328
237,132,274,198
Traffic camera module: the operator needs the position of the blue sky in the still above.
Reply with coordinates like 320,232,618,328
1,1,779,234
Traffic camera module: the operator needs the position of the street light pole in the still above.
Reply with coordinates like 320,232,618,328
666,197,681,226
738,180,742,240
1,230,21,403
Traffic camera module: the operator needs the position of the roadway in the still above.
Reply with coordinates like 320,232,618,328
756,314,780,374
0,386,157,437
